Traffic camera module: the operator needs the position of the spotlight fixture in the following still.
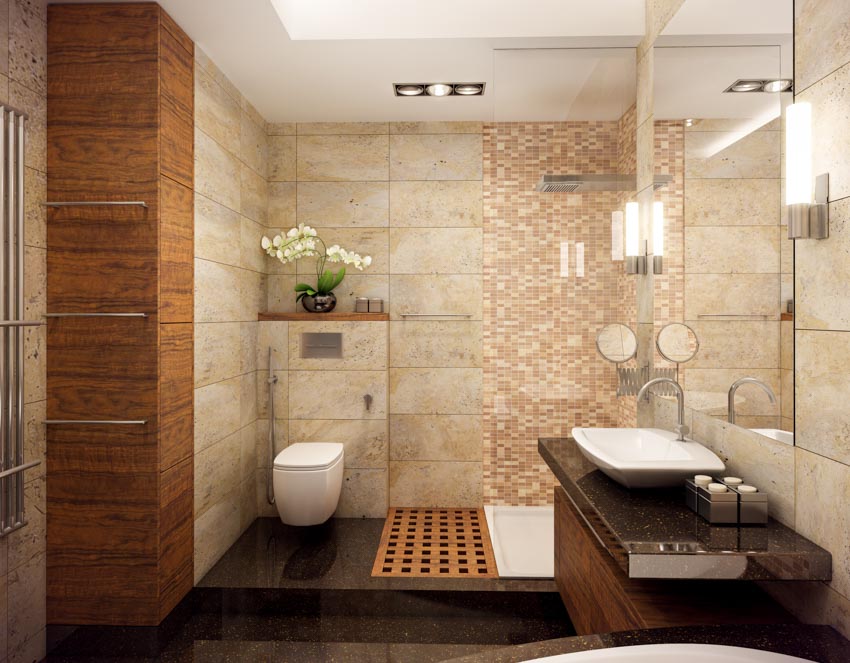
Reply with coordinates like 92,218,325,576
684,118,694,127
393,82,485,97
724,78,794,94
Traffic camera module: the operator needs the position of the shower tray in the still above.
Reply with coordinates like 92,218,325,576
483,505,554,578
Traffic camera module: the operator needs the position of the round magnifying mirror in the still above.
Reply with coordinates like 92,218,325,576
596,323,638,363
656,322,699,363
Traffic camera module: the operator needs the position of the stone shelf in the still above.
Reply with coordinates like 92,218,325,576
258,311,389,321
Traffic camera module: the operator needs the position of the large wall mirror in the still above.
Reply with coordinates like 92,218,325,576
652,1,794,444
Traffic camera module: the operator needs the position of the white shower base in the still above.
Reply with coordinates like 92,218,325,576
484,505,554,578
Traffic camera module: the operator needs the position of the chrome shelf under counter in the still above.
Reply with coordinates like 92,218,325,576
538,437,832,581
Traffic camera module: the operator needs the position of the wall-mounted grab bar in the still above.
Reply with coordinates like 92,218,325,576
46,313,149,318
0,459,40,481
45,420,148,425
44,201,148,208
0,320,42,327
400,313,473,318
696,313,770,319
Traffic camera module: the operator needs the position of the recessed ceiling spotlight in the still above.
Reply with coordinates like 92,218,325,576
453,83,483,96
684,118,694,127
727,79,765,93
762,79,793,93
395,84,424,96
425,83,453,97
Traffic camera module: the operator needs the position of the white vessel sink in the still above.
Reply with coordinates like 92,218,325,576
751,428,794,445
571,427,725,489
527,643,814,662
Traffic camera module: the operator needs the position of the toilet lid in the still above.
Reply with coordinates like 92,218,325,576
274,442,344,470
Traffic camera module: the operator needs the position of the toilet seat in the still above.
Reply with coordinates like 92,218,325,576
274,442,343,471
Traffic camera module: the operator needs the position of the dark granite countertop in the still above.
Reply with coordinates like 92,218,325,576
539,438,832,581
445,624,850,663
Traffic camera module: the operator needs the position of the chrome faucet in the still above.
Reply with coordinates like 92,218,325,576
728,377,776,425
637,377,689,441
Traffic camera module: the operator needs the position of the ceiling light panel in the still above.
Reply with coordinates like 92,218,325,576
724,78,793,93
394,83,486,97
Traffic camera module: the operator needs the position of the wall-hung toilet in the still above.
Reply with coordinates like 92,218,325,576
273,442,344,526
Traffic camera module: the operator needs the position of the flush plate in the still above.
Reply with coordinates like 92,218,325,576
301,332,342,359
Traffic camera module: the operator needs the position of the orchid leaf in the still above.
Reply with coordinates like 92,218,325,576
294,283,314,292
329,267,346,291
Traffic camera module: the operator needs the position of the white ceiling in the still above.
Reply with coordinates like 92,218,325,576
47,0,792,124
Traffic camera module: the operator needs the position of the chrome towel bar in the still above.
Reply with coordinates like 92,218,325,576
0,320,42,327
400,313,472,318
0,459,40,481
45,420,148,425
44,201,148,208
46,312,148,318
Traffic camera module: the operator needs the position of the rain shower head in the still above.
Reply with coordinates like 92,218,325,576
535,174,672,193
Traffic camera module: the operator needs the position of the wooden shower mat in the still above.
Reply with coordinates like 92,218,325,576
371,508,498,578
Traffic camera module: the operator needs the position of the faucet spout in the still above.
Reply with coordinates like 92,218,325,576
728,377,777,425
636,377,689,441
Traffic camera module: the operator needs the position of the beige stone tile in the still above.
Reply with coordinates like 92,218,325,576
10,80,44,173
240,112,267,177
268,135,296,181
337,469,387,518
389,461,482,507
0,0,9,76
240,370,259,427
24,166,45,248
194,489,241,583
194,322,241,388
796,447,850,598
194,62,241,156
7,552,45,658
267,181,297,230
761,581,850,642
258,320,289,371
240,321,258,375
9,629,46,663
796,330,850,464
390,122,482,135
0,70,9,102
390,275,482,320
240,216,266,273
194,430,241,518
325,274,389,311
256,473,278,518
9,0,45,93
780,226,793,276
389,414,482,461
298,122,388,135
268,122,296,136
241,96,265,131
780,320,793,369
684,179,780,226
799,63,850,201
637,52,652,127
8,476,45,571
195,127,241,212
23,324,44,404
389,228,482,274
23,399,45,482
389,180,482,227
195,259,242,323
685,130,780,179
266,274,298,313
194,376,242,453
389,321,482,368
296,228,389,276
687,321,779,369
289,370,387,420
780,367,793,420
239,476,257,531
297,182,389,228
195,46,241,106
684,274,779,320
297,135,389,181
23,246,44,320
255,418,288,469
796,198,850,330
683,368,780,416
239,267,267,323
195,193,241,266
289,321,387,371
240,163,268,224
255,367,285,421
390,134,482,181
289,420,388,469
684,226,779,274
636,120,654,192
390,368,482,415
795,0,850,92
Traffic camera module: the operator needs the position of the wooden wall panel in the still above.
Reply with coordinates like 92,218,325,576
160,177,193,322
160,323,193,471
160,25,193,189
158,457,193,621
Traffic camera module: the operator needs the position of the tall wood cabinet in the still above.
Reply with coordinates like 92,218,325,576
46,3,194,626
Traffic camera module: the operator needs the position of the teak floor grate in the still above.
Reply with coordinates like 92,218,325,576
371,508,498,578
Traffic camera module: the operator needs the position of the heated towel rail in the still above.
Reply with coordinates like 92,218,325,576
0,104,41,538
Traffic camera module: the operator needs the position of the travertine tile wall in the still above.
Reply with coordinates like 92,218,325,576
193,47,267,582
482,122,623,505
0,0,48,660
258,121,484,514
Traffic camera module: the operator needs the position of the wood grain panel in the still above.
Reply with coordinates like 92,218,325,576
160,177,193,322
158,457,193,621
554,487,793,635
160,323,193,470
160,24,193,188
159,6,193,55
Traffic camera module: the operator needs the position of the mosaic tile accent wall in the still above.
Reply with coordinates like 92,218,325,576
482,122,626,505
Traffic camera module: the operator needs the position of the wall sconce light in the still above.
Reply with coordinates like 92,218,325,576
624,201,646,274
611,210,624,261
786,102,829,239
652,201,664,274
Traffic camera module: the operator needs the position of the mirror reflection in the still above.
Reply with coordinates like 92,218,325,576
656,323,699,364
597,324,638,364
